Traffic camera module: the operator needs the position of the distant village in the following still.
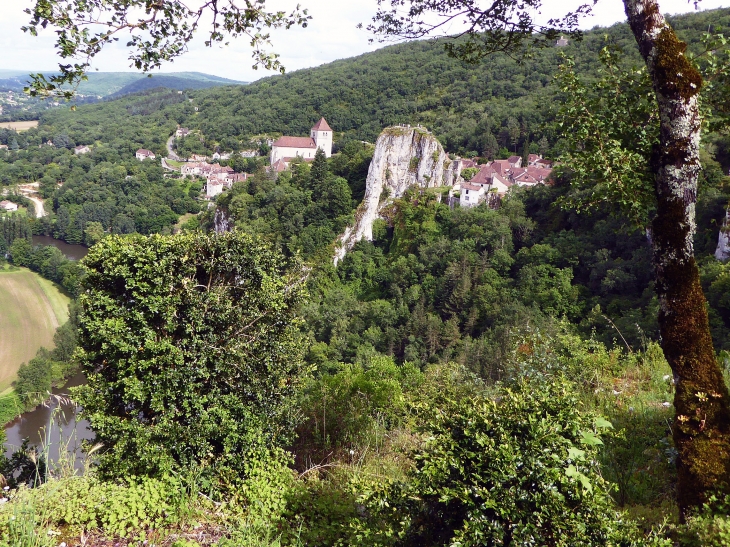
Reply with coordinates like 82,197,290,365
131,117,553,207
456,154,553,208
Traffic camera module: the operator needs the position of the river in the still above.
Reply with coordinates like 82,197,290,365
31,236,88,261
4,372,92,467
6,237,91,465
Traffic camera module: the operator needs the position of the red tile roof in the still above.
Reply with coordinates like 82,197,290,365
460,183,484,192
271,159,288,173
526,166,552,180
273,136,317,148
311,117,332,132
490,161,510,175
470,165,495,184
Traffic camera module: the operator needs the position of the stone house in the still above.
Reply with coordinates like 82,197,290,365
206,172,249,198
459,183,486,207
136,149,156,160
0,200,18,212
270,118,333,164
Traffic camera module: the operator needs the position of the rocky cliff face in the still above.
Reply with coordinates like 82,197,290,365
334,126,457,263
213,207,231,234
716,207,730,261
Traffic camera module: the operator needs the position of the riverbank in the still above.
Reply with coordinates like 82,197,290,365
3,370,90,463
0,265,70,391
0,392,22,430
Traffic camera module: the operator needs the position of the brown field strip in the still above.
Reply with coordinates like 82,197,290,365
0,121,39,132
0,269,69,391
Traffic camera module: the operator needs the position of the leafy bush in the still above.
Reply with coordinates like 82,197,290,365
460,167,478,181
295,355,423,463
679,495,730,546
346,378,642,546
0,475,184,541
74,231,307,487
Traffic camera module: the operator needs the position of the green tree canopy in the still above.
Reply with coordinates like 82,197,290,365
74,231,308,484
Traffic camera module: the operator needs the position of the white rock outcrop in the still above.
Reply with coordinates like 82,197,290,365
716,206,730,261
334,126,456,263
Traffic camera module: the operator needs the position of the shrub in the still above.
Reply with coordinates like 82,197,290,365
679,495,730,546
460,167,478,181
346,378,642,546
294,356,423,463
0,475,184,541
74,232,308,487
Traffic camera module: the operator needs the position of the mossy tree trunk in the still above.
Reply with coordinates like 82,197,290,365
624,0,730,516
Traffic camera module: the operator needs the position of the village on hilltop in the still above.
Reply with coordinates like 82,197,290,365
135,118,553,205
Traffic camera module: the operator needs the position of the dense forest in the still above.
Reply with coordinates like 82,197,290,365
2,7,730,546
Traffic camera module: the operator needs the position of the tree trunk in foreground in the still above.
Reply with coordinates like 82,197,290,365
624,0,730,515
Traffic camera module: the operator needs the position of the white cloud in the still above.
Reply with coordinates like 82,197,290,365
0,0,726,81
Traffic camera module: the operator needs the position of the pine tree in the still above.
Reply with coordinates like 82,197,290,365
310,148,328,189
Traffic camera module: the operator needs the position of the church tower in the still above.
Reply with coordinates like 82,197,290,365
311,118,333,158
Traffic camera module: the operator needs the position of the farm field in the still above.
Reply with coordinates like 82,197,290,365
0,266,69,391
0,121,39,131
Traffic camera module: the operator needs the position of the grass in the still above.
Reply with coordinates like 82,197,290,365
0,265,70,391
173,213,196,233
0,391,23,426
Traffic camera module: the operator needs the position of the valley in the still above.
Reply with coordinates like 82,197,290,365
0,3,729,545
0,266,69,391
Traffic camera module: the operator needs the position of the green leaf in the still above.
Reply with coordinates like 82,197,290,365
579,430,603,446
567,447,586,461
566,464,593,493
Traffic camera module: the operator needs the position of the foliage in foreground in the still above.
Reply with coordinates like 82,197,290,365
0,336,728,545
345,379,643,547
74,231,308,485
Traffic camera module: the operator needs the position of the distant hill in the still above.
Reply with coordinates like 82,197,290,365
181,7,730,154
80,72,246,97
36,7,730,159
0,71,245,97
106,74,245,98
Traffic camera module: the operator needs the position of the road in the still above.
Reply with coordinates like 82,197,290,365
166,136,182,161
16,183,46,218
161,158,180,172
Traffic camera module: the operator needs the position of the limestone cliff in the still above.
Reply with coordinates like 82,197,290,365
716,207,730,261
334,126,456,263
213,206,231,234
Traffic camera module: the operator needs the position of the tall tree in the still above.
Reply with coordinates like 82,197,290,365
482,131,500,160
368,0,730,516
310,147,329,189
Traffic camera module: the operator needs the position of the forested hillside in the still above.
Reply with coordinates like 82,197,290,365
3,7,730,545
20,8,730,161
183,8,730,155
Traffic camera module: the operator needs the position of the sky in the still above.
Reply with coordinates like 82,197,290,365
0,0,727,82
